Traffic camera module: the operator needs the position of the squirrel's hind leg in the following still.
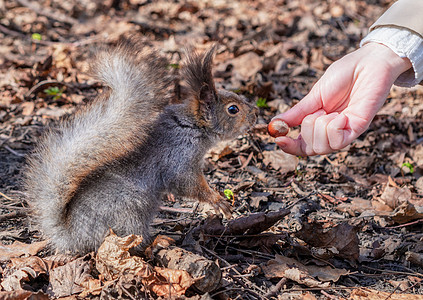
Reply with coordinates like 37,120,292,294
55,172,156,254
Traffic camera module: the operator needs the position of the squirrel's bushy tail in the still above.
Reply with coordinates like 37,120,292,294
24,40,173,251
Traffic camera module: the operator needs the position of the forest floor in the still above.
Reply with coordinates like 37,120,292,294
1,0,423,299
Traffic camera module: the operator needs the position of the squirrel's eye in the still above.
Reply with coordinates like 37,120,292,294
227,105,239,115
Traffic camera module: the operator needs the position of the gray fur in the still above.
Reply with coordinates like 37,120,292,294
24,42,257,254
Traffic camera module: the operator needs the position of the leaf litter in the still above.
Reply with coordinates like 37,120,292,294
0,0,423,299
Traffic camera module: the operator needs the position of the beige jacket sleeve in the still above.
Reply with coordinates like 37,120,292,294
370,0,423,38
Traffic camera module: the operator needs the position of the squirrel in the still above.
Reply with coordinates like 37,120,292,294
23,39,258,254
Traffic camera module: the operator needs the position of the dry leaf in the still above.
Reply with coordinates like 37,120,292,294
197,210,289,237
147,266,194,297
262,255,331,288
9,256,49,281
380,184,412,209
263,150,299,173
0,291,49,300
295,222,359,261
43,254,78,270
155,246,220,293
391,203,423,224
47,255,95,298
387,279,410,291
230,52,263,80
336,198,372,216
1,269,30,291
0,241,47,262
406,251,423,267
21,102,35,116
306,265,350,282
96,230,146,281
96,231,194,297
350,288,423,300
208,140,237,161
1,256,49,292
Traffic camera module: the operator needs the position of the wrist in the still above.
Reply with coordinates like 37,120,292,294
361,42,412,79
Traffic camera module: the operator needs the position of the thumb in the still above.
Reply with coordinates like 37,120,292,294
272,87,322,127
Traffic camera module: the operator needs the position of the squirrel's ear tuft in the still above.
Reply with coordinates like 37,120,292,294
182,45,218,104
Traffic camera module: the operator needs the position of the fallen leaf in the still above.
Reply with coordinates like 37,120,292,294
0,241,47,262
43,254,78,270
336,198,372,216
249,192,270,209
380,184,412,209
1,269,30,291
21,102,35,116
239,233,285,252
263,150,299,173
96,231,194,297
350,288,423,300
197,209,290,237
230,52,263,81
227,209,290,235
262,255,331,288
9,256,49,281
387,279,410,291
391,203,423,224
1,256,49,292
295,221,359,261
306,265,350,282
0,291,49,300
96,230,146,281
47,254,95,298
147,266,194,297
155,245,220,293
406,251,423,267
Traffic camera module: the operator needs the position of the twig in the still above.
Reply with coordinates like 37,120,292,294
226,246,275,260
385,218,423,229
240,151,254,169
204,232,286,239
384,283,401,300
402,280,422,294
286,286,356,292
0,24,102,48
264,277,287,298
118,280,137,300
151,216,189,226
158,206,194,214
0,211,27,222
0,204,29,211
25,80,70,98
361,265,423,278
3,145,26,157
0,191,14,201
16,0,78,25
0,24,26,39
201,246,267,298
211,287,266,299
321,290,339,300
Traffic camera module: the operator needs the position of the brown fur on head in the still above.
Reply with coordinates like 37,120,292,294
182,46,257,139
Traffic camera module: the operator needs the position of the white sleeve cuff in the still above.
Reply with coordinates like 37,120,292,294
360,27,423,87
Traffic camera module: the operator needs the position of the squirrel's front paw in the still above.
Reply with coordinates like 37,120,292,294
210,198,232,219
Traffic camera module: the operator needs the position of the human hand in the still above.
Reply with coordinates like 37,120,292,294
272,42,412,156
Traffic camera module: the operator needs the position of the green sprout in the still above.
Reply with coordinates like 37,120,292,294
31,33,42,41
256,97,268,108
167,63,180,69
224,189,234,200
401,162,414,173
44,86,64,100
